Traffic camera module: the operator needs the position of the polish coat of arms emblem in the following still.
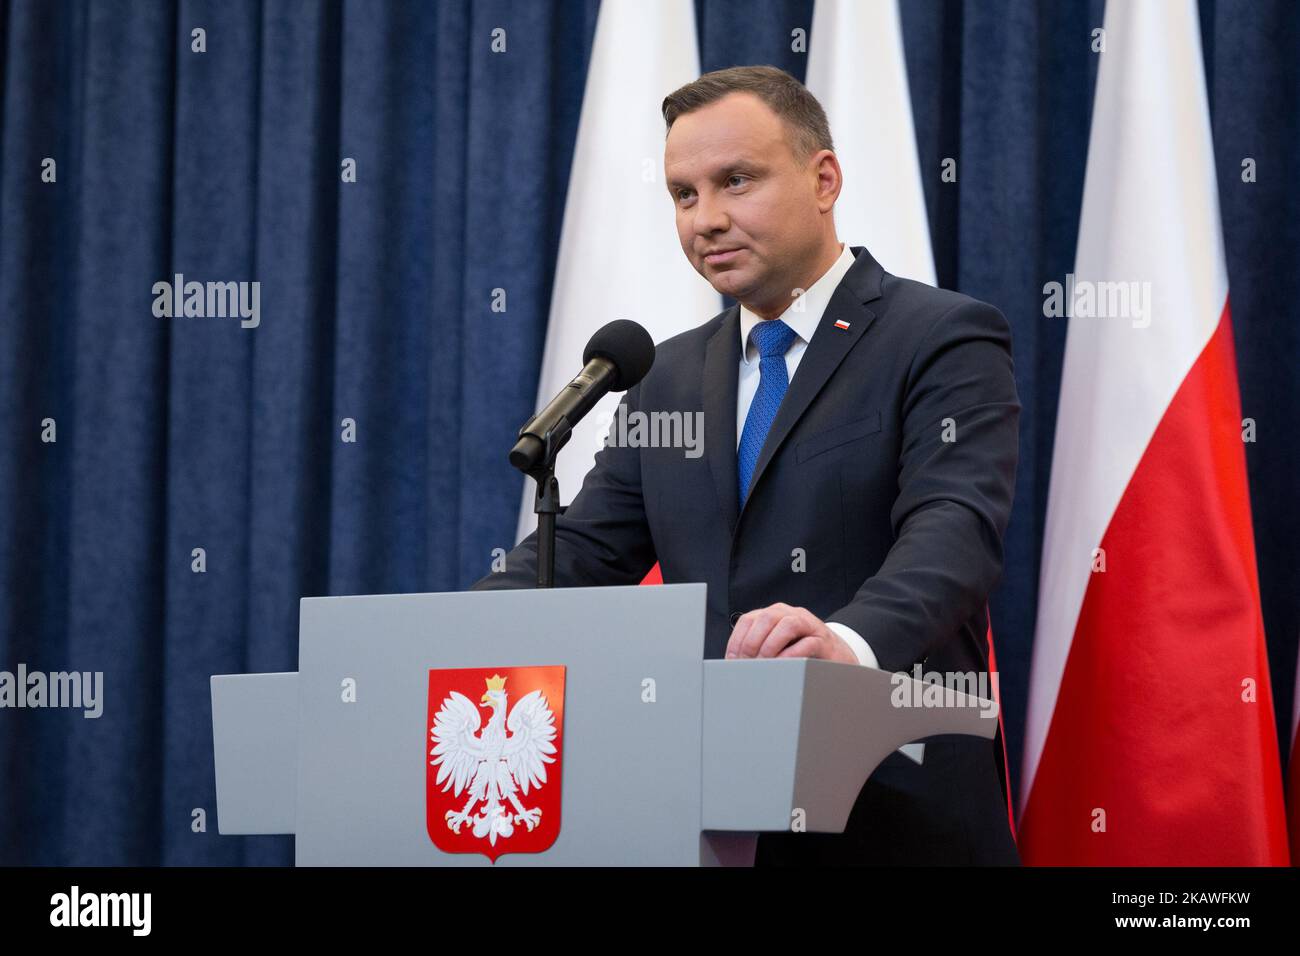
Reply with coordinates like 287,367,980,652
425,666,565,862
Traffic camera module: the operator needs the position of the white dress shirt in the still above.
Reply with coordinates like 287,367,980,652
735,243,879,670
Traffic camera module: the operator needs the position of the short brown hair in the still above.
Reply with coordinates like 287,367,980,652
661,65,834,161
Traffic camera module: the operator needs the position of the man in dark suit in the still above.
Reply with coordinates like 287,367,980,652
472,66,1020,865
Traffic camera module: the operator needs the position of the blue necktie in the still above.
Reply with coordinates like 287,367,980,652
738,319,798,508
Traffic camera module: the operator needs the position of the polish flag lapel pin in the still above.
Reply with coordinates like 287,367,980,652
833,318,851,331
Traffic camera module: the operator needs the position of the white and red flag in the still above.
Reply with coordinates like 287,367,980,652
805,0,936,286
1019,0,1289,864
516,0,716,544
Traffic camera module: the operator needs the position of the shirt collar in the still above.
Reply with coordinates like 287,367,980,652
739,243,856,364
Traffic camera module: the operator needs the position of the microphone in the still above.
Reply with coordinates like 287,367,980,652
510,319,655,475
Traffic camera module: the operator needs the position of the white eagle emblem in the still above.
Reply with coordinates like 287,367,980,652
429,673,558,845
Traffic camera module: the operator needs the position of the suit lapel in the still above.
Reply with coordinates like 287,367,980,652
702,306,741,534
740,247,885,520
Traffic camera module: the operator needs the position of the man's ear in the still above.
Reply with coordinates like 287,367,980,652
812,150,843,212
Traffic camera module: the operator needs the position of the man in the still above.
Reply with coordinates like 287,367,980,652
473,66,1020,865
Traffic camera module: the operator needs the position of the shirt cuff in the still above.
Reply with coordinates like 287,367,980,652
825,622,879,669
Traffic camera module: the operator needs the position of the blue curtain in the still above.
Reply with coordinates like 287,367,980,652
0,0,1295,865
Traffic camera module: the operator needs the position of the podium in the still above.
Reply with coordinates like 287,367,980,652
211,583,998,866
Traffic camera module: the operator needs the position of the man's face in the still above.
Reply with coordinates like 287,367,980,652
664,92,839,316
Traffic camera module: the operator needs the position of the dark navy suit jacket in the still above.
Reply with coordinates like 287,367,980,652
473,246,1021,865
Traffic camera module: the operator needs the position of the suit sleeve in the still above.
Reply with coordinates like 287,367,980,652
824,299,1020,672
469,383,657,591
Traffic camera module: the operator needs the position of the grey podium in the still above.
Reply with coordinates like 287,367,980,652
211,583,999,866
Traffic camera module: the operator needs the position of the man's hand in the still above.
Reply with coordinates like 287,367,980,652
725,603,858,663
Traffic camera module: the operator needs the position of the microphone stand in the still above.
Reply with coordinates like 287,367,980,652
516,419,572,589
532,465,560,590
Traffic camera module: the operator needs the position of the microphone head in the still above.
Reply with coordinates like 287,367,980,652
582,320,655,392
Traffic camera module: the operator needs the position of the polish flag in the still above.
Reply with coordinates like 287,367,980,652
805,0,936,286
1019,0,1289,865
516,0,718,545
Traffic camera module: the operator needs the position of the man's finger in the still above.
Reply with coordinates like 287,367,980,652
725,612,760,658
757,613,814,658
735,609,780,658
728,604,787,658
724,620,741,658
776,635,821,659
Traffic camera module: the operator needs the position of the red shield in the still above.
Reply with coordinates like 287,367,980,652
425,665,565,862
